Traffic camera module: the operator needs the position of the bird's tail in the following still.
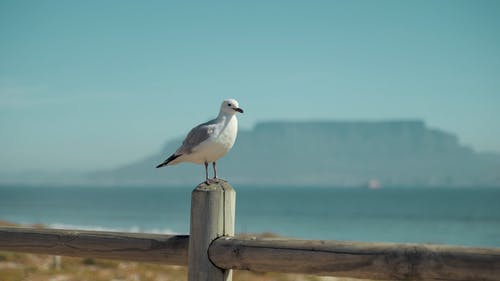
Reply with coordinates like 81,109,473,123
156,154,182,168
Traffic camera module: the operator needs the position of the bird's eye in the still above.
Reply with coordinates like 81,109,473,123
228,103,232,106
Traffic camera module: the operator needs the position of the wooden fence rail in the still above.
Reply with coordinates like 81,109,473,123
211,236,500,280
0,227,188,264
1,180,500,281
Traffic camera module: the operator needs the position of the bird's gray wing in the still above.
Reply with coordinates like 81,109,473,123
177,120,217,154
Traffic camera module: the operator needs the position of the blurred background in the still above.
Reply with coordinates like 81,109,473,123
1,0,500,251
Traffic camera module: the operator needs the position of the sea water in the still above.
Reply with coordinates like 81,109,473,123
1,185,499,247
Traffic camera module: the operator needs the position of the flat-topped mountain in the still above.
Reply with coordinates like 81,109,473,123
90,120,500,187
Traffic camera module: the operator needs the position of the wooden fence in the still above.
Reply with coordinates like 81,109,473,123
1,181,499,281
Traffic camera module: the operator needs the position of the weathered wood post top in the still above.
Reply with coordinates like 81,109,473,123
188,180,236,281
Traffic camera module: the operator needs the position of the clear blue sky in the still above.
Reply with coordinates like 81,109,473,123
1,0,499,172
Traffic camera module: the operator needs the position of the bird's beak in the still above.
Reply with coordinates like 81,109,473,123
234,107,244,113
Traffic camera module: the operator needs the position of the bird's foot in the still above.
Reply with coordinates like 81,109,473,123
205,178,216,184
205,178,226,184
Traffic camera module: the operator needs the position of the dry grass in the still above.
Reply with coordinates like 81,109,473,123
0,252,366,281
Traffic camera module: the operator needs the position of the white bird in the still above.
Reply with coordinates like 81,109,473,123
156,99,244,182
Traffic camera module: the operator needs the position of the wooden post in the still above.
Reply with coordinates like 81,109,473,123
188,180,235,281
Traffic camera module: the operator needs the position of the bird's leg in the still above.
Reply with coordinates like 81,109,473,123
204,161,209,183
213,162,217,179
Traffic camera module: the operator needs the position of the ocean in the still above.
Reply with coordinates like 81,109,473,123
1,185,499,248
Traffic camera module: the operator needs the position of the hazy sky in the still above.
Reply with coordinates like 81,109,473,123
1,0,499,172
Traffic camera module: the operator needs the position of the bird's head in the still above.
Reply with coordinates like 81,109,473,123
220,99,244,115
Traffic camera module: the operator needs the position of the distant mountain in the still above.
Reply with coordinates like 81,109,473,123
88,120,500,187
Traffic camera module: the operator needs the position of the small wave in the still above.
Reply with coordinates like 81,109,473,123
48,223,179,235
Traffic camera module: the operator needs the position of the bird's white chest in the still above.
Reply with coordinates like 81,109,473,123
194,116,238,162
216,117,237,147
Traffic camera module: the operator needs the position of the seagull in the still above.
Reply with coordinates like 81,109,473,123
156,99,244,182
